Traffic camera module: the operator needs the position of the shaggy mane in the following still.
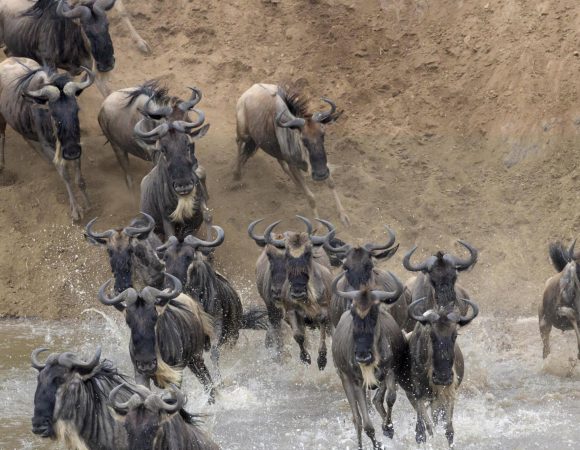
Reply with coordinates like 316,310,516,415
22,0,57,18
124,79,175,108
278,84,310,118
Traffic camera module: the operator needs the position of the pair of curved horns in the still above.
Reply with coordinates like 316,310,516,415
25,67,94,101
85,212,155,241
331,271,403,304
109,382,184,415
408,297,479,327
403,241,478,272
57,0,116,20
156,227,225,255
324,226,397,255
248,217,334,248
31,346,102,372
178,87,202,112
312,97,340,123
98,273,182,308
134,109,205,141
275,111,306,129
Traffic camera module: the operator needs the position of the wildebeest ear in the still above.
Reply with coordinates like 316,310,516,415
372,244,399,261
83,232,107,246
189,123,210,141
22,92,48,105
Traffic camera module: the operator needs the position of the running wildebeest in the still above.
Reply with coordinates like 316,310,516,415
0,57,93,220
235,83,350,226
31,346,134,449
249,218,334,368
325,226,411,329
402,241,478,319
156,225,268,377
331,278,406,450
98,273,217,403
85,212,166,293
405,296,479,445
540,240,580,359
0,0,119,96
110,383,220,450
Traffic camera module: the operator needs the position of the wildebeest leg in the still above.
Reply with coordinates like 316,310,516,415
539,313,552,359
287,165,319,218
162,217,176,239
211,317,224,383
71,158,90,210
352,382,382,449
265,303,286,361
373,368,396,438
277,159,293,178
443,399,455,446
286,310,310,364
110,141,133,189
338,372,364,449
188,356,216,404
134,370,151,389
94,70,112,98
560,308,580,359
115,0,151,54
415,398,433,443
317,323,328,370
326,173,350,226
55,160,84,221
233,136,257,181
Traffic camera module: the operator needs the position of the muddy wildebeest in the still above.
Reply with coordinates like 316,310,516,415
31,346,134,449
0,57,93,220
405,296,479,445
540,240,580,359
98,80,209,189
110,383,219,450
85,212,166,294
331,278,406,450
249,218,334,369
325,226,412,329
235,83,349,225
98,273,217,403
156,225,268,377
0,0,118,96
402,241,478,319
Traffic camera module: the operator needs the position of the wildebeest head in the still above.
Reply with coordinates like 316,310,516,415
134,94,209,198
156,226,225,284
98,274,182,376
85,213,160,295
403,241,478,306
333,273,403,366
31,347,102,438
276,94,341,181
56,0,116,72
22,66,94,160
110,383,185,450
325,226,399,288
409,297,479,385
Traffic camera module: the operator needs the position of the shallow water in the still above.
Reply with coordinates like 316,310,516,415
1,311,579,450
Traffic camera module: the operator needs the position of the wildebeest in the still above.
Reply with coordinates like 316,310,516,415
405,296,479,445
325,226,411,329
0,57,93,220
0,0,117,96
98,273,217,403
250,218,334,368
110,383,220,450
331,279,406,450
156,225,268,377
85,212,166,294
540,240,580,359
402,241,478,318
235,83,349,225
31,346,134,449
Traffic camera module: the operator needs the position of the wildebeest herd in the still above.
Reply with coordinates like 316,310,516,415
0,1,578,449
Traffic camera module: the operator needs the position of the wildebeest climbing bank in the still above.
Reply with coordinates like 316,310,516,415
1,1,579,449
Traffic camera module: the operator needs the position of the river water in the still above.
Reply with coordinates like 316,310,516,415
1,309,579,449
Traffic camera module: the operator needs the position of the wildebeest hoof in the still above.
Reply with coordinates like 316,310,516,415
317,352,327,370
382,423,394,439
300,351,311,365
137,39,151,54
71,207,83,222
340,211,351,227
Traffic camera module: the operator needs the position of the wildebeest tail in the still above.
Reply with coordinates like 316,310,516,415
549,242,569,273
324,236,348,267
241,306,269,330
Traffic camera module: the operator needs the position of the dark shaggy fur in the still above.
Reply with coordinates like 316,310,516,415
549,242,570,273
123,79,173,108
278,84,310,118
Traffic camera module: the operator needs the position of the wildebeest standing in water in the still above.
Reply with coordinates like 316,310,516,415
84,212,166,293
110,383,220,450
31,346,134,449
0,0,118,96
157,225,268,378
325,226,412,329
540,240,580,359
98,273,217,403
0,57,93,220
404,297,479,445
250,218,334,369
331,279,406,450
235,83,350,226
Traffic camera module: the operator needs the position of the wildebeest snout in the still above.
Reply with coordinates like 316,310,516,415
355,351,374,365
136,359,158,375
173,181,194,196
31,417,53,437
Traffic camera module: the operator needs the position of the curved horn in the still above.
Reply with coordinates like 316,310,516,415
369,272,403,304
25,85,60,102
134,119,169,141
264,221,286,249
171,109,206,132
141,273,182,304
93,0,117,16
98,279,138,306
31,348,50,371
311,218,336,246
248,219,266,247
184,226,225,250
58,346,101,371
63,66,95,97
402,246,430,272
275,111,305,129
124,212,155,237
109,383,133,414
408,297,432,323
363,226,397,252
178,87,202,112
56,0,92,20
569,239,577,260
451,240,478,271
156,236,179,255
296,215,313,236
159,386,185,413
332,272,361,300
139,97,172,120
457,299,479,327
312,97,337,123
85,217,115,241
323,229,351,254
